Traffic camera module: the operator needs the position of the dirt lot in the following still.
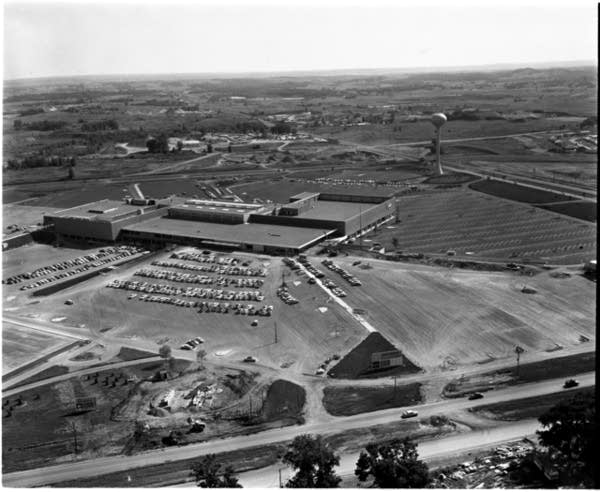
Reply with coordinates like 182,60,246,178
9,248,368,376
368,189,596,264
317,256,595,371
323,382,422,416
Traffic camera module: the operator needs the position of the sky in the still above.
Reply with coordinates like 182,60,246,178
3,0,598,80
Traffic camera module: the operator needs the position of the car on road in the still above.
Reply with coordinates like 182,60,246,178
251,319,258,327
243,356,257,363
563,379,579,388
468,392,484,400
401,410,418,419
308,277,316,284
194,337,204,344
180,344,192,350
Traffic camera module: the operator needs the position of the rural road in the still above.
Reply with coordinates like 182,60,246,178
236,419,540,488
3,373,593,487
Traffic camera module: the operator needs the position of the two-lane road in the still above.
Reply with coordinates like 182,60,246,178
3,372,594,487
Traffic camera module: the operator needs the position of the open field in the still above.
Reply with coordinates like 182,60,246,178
10,248,369,376
319,256,595,371
323,382,422,416
2,323,72,372
366,189,596,264
471,387,594,422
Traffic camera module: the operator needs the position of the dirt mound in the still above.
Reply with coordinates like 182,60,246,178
327,332,420,379
261,379,305,421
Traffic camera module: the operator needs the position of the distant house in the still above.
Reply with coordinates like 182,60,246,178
532,452,559,482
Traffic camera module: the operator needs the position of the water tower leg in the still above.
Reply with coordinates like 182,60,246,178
435,128,443,176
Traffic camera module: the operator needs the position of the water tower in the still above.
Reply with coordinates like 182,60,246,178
431,112,447,176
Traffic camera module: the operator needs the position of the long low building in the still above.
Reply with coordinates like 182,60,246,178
43,190,395,255
122,217,334,255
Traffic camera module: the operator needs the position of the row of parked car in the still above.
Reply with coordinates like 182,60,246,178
18,249,142,291
199,302,273,316
125,292,273,316
107,279,265,301
135,268,264,289
322,278,348,297
172,251,247,267
5,246,142,285
180,337,204,350
153,260,267,277
296,256,325,278
135,268,214,285
277,286,299,305
321,259,362,286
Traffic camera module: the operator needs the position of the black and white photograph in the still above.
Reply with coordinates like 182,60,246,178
1,0,597,488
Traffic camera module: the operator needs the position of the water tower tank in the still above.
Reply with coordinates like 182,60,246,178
432,113,447,128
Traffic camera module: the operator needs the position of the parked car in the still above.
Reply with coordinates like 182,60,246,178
180,345,192,350
468,392,484,400
243,356,257,363
401,410,418,419
563,379,579,389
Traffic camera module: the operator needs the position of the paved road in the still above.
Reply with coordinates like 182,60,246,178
237,419,540,487
384,130,564,148
3,373,593,487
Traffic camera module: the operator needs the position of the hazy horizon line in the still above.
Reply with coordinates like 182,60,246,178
4,59,596,84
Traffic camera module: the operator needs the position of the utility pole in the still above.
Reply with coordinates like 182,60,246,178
278,468,283,488
70,421,79,454
391,376,398,400
515,345,524,378
359,203,363,250
274,322,278,344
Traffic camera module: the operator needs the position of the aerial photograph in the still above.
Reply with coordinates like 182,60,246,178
1,1,596,488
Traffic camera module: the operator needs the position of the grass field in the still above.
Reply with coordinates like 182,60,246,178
368,189,596,264
321,256,595,371
2,323,72,372
443,351,595,398
540,201,597,222
323,382,422,416
469,179,577,204
470,388,594,421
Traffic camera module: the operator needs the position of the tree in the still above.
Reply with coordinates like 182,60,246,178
392,237,399,249
158,344,172,359
177,140,184,152
67,166,75,180
355,438,430,488
191,454,241,488
283,434,341,488
206,142,213,154
196,349,207,365
536,390,596,487
13,119,22,130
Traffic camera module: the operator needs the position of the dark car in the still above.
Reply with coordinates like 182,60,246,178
563,379,579,389
468,392,484,400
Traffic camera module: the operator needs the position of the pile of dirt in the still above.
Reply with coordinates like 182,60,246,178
327,332,420,379
260,379,306,421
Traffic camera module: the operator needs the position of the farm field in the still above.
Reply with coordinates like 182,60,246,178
318,256,595,372
2,322,72,372
369,189,596,264
13,248,369,376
